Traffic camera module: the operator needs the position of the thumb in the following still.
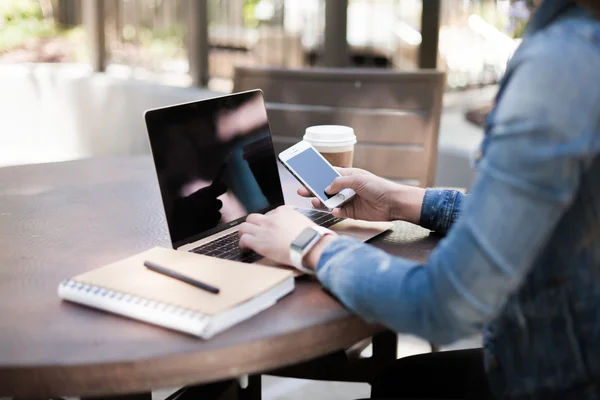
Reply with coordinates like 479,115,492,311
325,175,360,195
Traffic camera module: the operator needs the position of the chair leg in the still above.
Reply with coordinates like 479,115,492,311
238,375,261,400
370,331,398,395
372,330,398,366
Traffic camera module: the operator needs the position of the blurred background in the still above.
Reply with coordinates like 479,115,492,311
0,0,525,89
0,0,533,189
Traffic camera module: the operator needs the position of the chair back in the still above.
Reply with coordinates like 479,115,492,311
234,66,445,187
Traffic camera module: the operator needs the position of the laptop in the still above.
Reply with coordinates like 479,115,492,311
145,90,391,267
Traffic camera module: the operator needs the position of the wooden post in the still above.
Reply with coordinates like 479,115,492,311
57,0,81,27
323,0,349,67
188,0,210,87
84,0,107,72
419,0,441,69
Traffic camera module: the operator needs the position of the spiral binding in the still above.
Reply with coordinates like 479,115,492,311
59,279,209,322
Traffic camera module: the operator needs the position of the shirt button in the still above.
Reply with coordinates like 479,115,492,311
470,147,482,168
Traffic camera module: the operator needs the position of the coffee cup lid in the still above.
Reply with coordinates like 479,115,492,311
303,125,357,148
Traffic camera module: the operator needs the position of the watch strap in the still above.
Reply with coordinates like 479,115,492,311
290,226,336,275
289,243,309,274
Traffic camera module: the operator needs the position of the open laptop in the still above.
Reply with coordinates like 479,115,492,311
145,90,391,267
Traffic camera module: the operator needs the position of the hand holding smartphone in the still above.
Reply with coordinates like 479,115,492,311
278,141,356,210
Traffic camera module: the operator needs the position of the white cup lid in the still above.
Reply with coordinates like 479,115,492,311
303,125,357,148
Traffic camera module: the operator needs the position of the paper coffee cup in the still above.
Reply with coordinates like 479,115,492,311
303,125,357,168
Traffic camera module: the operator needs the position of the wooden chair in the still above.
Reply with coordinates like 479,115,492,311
233,66,446,187
232,66,446,387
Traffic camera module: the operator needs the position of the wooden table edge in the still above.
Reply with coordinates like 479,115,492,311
0,315,381,397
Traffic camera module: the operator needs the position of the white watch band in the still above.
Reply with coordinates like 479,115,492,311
290,226,336,275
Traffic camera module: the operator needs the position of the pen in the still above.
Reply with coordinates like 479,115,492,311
144,261,220,294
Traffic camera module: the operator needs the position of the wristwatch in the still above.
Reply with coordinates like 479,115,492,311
290,226,336,275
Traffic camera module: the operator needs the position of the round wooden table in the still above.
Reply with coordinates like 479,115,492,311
0,156,438,398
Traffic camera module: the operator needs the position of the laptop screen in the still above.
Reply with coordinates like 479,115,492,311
145,90,285,248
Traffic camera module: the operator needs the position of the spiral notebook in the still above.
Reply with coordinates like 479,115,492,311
58,247,294,339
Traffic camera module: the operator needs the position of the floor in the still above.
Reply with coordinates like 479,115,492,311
0,65,491,399
150,334,480,400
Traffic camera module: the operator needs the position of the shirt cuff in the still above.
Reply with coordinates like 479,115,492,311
419,188,464,234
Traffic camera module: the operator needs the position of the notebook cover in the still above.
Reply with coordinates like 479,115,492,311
69,247,294,316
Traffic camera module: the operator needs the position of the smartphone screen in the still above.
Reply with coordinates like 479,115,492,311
286,147,339,199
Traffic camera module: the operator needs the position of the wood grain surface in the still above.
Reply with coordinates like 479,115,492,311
0,156,438,397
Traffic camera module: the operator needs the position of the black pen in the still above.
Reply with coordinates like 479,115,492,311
144,261,220,294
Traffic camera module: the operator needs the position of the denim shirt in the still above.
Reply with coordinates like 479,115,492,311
316,2,600,398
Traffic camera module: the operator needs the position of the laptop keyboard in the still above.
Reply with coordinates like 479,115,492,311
190,209,344,263
295,208,345,228
191,231,264,263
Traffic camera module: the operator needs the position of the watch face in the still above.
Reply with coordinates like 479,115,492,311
291,228,319,251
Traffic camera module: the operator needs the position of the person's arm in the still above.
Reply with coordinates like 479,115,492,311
306,33,600,345
306,187,466,263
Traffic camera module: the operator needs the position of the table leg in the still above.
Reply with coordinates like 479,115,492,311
237,375,261,400
82,392,152,400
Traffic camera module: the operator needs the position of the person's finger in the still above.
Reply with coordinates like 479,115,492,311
325,175,361,195
335,167,352,176
239,233,257,250
237,222,260,236
266,205,290,215
266,208,277,216
245,213,266,225
335,167,370,176
311,198,325,209
297,186,312,197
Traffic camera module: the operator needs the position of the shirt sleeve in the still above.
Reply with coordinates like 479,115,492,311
419,188,466,235
315,31,600,345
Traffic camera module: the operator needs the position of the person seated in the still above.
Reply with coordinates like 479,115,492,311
238,0,600,398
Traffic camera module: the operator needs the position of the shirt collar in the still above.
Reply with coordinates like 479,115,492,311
524,0,576,36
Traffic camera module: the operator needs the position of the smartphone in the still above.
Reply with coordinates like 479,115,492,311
278,141,356,210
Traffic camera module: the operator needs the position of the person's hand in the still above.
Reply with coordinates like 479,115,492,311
297,167,425,224
238,206,317,266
